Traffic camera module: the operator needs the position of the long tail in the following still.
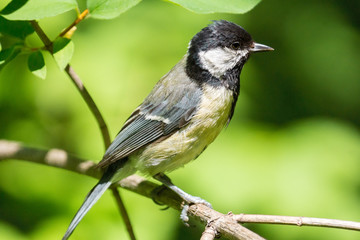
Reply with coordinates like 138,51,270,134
62,161,124,240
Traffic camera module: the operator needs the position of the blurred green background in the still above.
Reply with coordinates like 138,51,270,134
1,0,360,239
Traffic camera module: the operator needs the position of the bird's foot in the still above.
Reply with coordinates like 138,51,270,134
178,193,212,226
153,173,212,225
150,185,170,210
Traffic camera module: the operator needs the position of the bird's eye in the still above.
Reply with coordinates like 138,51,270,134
230,42,241,50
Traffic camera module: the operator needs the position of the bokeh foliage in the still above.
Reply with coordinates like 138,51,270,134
0,0,360,239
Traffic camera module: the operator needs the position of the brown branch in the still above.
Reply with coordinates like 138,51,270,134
30,21,53,51
111,187,137,240
30,20,111,150
64,65,111,148
0,139,101,178
2,140,360,238
4,140,360,238
234,214,360,231
187,205,265,240
0,140,264,240
200,225,217,240
30,21,129,238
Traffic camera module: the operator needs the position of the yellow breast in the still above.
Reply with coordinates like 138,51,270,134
130,85,234,176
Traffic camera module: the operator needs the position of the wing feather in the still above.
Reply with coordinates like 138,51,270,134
97,56,202,168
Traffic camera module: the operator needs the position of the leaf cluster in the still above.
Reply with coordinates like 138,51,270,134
0,0,260,78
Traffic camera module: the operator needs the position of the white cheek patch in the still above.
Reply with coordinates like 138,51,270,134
198,47,248,78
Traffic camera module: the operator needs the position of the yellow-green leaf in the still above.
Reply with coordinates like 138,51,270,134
2,0,78,20
87,0,141,19
168,0,261,14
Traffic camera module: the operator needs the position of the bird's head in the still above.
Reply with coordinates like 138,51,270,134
187,20,273,79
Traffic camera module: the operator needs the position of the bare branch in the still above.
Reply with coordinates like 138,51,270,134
188,205,265,240
30,21,128,238
64,65,111,148
234,214,360,231
0,140,263,240
30,21,52,51
3,140,359,238
0,139,101,178
201,225,217,240
111,187,137,240
31,21,112,150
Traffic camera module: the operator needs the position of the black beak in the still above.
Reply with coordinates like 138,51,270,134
250,42,274,52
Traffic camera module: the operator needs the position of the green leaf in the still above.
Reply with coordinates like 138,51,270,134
52,37,74,69
0,16,34,39
28,50,46,79
0,0,27,15
1,0,78,20
0,44,21,66
87,0,141,19
0,1,12,12
167,0,262,14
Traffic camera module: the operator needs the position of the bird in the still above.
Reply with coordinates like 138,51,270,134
62,20,273,239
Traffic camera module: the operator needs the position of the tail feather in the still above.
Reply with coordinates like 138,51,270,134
62,160,126,240
62,180,112,240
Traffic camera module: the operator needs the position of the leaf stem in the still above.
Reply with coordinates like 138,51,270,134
60,9,89,38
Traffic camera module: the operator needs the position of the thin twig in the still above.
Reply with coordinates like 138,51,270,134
30,21,53,51
60,9,89,38
234,214,360,231
30,21,112,149
30,21,133,238
64,65,111,148
111,187,137,240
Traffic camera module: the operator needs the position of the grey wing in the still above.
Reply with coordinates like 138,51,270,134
97,57,202,168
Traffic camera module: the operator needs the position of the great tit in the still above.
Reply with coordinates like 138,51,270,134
62,20,273,239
